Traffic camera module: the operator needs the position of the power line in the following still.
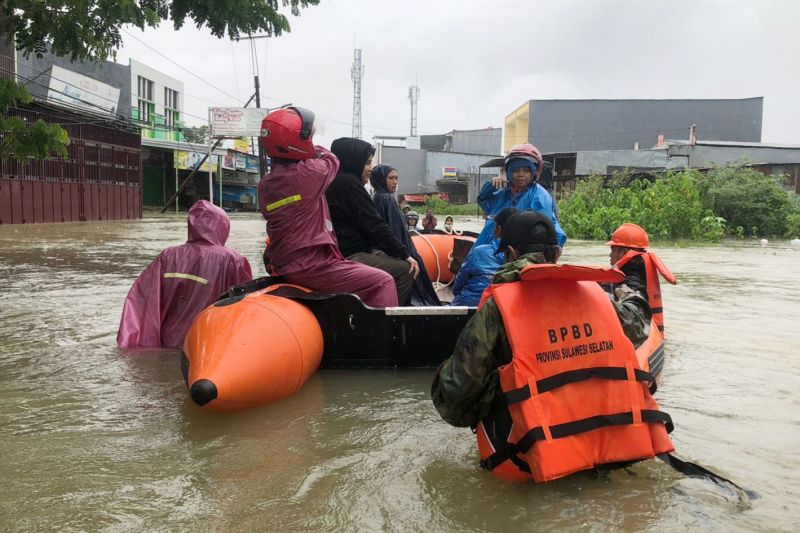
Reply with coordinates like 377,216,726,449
121,28,244,105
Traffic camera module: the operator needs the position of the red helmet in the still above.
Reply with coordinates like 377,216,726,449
505,143,544,178
260,107,315,160
606,223,650,249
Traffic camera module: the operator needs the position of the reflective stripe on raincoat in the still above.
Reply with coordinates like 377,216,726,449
116,200,253,349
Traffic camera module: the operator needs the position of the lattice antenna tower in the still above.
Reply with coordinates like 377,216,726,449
351,48,364,139
408,85,420,136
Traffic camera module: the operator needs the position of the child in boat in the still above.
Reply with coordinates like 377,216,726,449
451,207,518,306
475,143,566,252
117,200,252,348
257,107,399,307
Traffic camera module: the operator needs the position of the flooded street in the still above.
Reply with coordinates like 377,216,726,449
1,213,799,532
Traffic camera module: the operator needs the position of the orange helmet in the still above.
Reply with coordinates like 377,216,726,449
606,223,650,249
505,143,544,178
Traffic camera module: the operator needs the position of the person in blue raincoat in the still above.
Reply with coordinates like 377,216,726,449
370,164,441,306
475,143,566,252
451,207,518,306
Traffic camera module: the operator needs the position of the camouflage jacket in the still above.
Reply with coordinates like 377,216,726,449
431,253,652,428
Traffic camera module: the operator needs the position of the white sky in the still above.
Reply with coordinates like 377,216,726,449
115,0,800,147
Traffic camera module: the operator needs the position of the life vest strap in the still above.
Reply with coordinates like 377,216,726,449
480,444,533,473
480,409,674,474
515,409,675,454
657,453,759,501
503,366,656,405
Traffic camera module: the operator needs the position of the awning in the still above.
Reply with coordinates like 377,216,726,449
480,157,505,168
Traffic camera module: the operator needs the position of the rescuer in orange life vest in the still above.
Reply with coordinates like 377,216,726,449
430,211,677,483
607,223,677,335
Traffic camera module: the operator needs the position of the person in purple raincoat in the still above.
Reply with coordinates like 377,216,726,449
257,107,398,307
117,200,253,349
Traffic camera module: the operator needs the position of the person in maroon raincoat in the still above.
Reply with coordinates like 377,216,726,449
116,200,253,349
257,107,398,307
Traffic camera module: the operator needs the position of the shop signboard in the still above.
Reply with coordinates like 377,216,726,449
47,65,121,116
234,137,251,152
175,150,218,172
245,155,260,174
222,185,258,205
210,108,269,137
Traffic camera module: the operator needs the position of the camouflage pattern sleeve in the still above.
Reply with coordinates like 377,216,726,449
431,298,510,428
612,289,653,348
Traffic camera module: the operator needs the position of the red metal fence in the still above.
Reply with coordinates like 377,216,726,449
0,103,142,224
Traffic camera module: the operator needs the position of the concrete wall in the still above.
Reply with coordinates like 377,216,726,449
380,146,427,195
684,145,800,167
527,98,763,153
572,143,800,175
129,58,184,117
424,151,497,188
380,146,499,195
16,52,132,119
447,128,502,156
575,149,672,175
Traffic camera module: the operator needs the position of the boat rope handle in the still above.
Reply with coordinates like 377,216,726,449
411,230,454,289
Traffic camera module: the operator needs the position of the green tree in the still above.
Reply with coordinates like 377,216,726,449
183,125,209,144
0,78,69,159
0,0,319,160
697,166,793,237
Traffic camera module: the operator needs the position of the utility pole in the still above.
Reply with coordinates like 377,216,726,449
408,84,420,136
240,34,269,177
253,70,265,176
351,48,364,139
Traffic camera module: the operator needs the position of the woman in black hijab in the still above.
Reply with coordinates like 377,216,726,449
370,164,441,306
327,138,420,306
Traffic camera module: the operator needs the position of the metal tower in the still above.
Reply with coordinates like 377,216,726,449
351,49,364,139
408,85,420,136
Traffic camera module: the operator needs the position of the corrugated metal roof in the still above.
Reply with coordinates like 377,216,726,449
666,139,800,150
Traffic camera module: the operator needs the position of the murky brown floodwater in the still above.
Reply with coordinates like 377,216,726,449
1,213,799,532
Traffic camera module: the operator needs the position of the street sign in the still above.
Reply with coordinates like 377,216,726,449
209,107,270,137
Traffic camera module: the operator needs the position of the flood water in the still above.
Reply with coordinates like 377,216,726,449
1,213,799,532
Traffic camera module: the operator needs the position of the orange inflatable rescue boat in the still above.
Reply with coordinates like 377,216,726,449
182,231,479,411
181,231,665,412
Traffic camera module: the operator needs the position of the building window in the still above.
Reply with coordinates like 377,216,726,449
137,75,154,123
164,87,179,129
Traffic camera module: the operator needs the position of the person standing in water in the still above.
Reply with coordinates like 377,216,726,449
257,107,399,307
117,200,253,349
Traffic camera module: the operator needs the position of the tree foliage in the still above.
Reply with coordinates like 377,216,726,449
696,165,793,237
557,167,798,241
182,125,209,144
2,0,320,62
0,78,69,160
0,0,319,161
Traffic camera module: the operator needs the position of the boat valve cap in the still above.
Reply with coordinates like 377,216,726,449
190,379,218,407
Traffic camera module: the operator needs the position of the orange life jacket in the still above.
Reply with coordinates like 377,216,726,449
475,263,674,483
616,250,677,335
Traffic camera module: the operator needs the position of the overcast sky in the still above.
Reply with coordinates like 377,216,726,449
115,0,800,148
